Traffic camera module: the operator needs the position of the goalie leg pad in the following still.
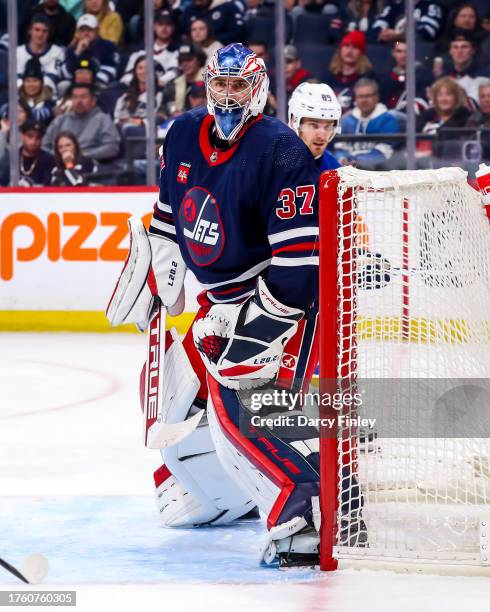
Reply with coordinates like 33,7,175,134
206,376,321,530
157,411,256,527
147,327,255,526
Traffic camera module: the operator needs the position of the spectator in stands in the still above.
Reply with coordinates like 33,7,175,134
181,0,245,47
334,77,400,169
17,14,64,94
378,40,433,113
114,57,165,131
54,57,99,115
186,80,207,110
126,0,175,45
284,44,313,95
0,100,31,148
18,120,55,186
265,44,312,124
190,18,223,62
370,0,445,43
466,80,490,158
61,14,119,89
0,101,32,185
246,0,278,18
18,58,55,126
60,1,84,20
0,46,7,106
323,30,374,113
162,43,207,116
32,0,77,47
43,83,120,161
289,0,346,43
441,32,490,104
248,40,276,115
114,0,142,25
343,0,381,35
51,130,98,186
467,81,490,128
417,76,470,134
83,0,123,46
248,40,269,64
437,4,487,53
122,11,179,89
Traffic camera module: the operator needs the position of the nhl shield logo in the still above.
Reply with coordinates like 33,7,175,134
177,162,191,184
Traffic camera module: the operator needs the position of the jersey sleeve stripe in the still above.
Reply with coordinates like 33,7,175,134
153,209,174,224
199,259,271,289
270,256,319,267
272,242,319,256
149,218,176,235
148,225,178,242
268,227,319,245
156,200,172,214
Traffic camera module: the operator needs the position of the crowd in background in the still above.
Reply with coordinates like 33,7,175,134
0,0,490,185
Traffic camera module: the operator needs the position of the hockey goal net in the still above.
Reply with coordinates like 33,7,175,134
319,166,490,572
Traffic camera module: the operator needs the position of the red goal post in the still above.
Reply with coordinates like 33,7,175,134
318,166,490,572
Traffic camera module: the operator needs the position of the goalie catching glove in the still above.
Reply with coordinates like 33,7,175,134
106,216,187,331
193,277,303,390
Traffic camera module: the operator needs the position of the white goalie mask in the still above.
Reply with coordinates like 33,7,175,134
288,82,342,141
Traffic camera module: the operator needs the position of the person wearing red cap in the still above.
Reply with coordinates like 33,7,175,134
323,30,376,113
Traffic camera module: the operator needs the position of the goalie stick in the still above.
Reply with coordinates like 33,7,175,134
142,299,202,449
143,298,166,447
0,554,48,584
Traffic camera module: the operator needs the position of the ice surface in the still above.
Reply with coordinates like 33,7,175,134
0,334,489,611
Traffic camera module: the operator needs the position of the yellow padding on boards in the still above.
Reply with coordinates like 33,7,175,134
1,312,489,343
358,317,490,343
0,311,196,335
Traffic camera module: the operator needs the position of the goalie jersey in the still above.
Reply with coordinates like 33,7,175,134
149,107,320,311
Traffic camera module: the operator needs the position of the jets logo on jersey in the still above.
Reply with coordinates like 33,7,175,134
177,162,191,184
179,186,225,266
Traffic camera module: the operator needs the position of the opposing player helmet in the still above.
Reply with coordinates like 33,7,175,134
288,82,342,138
205,43,269,141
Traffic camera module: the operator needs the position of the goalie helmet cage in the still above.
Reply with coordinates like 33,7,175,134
318,166,490,573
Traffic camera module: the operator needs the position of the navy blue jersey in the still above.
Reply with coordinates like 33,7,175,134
149,107,320,311
371,0,445,41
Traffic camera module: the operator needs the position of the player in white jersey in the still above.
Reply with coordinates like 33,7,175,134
288,82,342,171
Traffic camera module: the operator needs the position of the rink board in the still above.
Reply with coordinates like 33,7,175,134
0,188,200,332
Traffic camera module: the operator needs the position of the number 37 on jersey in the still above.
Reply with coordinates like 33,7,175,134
275,185,316,219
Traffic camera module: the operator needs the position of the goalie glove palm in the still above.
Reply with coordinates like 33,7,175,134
193,278,303,390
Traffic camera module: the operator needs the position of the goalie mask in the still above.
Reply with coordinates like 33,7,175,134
206,43,269,141
288,82,342,142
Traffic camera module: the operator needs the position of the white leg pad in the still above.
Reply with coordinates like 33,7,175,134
206,389,281,516
158,417,257,526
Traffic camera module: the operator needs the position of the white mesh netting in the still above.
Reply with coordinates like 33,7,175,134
326,166,490,566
